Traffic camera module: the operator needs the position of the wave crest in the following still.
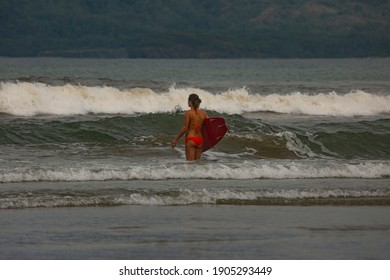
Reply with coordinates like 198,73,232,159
1,161,389,183
1,82,389,116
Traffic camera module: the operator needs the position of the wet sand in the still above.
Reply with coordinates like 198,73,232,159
1,204,389,260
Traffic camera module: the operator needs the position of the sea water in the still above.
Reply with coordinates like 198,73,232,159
0,58,389,259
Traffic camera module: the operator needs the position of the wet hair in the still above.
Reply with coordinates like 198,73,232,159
188,93,202,109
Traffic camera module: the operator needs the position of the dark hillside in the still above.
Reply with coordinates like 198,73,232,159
1,0,389,57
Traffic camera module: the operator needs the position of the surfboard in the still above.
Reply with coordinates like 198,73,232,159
201,117,228,152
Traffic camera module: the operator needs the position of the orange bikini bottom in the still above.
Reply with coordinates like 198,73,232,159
185,137,204,147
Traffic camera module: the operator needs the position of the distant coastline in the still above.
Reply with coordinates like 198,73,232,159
1,0,389,58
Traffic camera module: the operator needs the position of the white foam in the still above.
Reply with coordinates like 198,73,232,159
1,82,389,116
1,160,389,183
203,88,390,116
1,185,389,209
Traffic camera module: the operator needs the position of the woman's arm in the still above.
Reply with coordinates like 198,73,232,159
171,112,190,147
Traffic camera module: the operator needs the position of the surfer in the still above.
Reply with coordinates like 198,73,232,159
172,93,208,161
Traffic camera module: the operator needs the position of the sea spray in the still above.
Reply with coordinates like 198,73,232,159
1,82,390,116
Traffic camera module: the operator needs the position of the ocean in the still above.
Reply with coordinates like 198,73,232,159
0,57,389,259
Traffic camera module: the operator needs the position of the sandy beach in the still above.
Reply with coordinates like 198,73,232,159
1,202,389,260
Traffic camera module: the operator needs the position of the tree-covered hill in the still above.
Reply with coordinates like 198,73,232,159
1,0,389,58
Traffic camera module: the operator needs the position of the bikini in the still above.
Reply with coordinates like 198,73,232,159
185,109,204,147
185,136,203,147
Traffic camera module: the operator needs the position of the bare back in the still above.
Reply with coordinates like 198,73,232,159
185,109,208,138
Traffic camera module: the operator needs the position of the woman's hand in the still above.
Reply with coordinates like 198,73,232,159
171,139,178,148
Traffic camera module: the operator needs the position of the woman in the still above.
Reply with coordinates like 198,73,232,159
172,93,208,161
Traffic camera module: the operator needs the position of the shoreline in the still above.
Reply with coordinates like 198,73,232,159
1,204,389,260
216,197,390,206
1,178,390,209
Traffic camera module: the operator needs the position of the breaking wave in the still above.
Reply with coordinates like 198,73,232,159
1,82,389,116
1,160,389,183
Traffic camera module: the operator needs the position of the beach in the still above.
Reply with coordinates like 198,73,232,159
1,203,389,260
1,179,389,260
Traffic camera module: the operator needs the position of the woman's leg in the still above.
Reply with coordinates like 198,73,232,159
195,147,202,160
185,141,197,161
186,139,203,161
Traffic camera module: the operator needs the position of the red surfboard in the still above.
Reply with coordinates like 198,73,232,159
202,117,228,152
